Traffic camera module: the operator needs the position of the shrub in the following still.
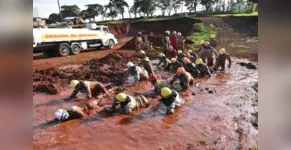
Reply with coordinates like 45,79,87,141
193,23,206,32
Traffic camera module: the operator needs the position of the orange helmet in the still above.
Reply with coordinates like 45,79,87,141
177,67,186,74
149,74,158,81
183,57,190,64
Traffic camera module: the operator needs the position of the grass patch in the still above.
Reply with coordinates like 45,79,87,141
212,12,258,17
187,23,217,48
237,49,248,54
229,43,250,49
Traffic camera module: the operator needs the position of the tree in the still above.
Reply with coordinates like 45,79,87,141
200,0,218,12
60,5,81,18
78,10,89,19
132,0,157,17
173,0,183,14
157,0,173,16
105,2,118,20
110,0,129,19
48,13,61,23
85,4,104,21
184,0,200,13
130,2,139,18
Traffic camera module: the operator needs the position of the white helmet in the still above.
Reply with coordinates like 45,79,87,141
177,32,182,36
127,62,134,68
173,31,177,34
55,109,69,121
158,53,165,57
139,50,145,55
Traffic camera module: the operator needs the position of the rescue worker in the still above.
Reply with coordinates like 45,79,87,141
123,62,149,85
199,41,219,66
138,50,146,59
170,67,194,90
209,34,217,48
162,30,171,55
197,40,205,52
158,87,184,115
170,31,177,49
166,46,177,59
148,74,169,94
213,48,232,72
107,92,150,115
187,50,198,62
135,32,144,52
169,58,183,72
177,50,185,63
157,53,171,70
196,58,211,77
55,100,99,121
65,80,111,101
141,57,154,75
177,32,185,51
183,57,199,78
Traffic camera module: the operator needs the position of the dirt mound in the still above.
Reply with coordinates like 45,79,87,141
33,52,140,94
105,23,130,39
120,35,163,50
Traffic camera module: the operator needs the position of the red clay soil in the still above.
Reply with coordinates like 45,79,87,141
106,23,130,39
120,35,164,50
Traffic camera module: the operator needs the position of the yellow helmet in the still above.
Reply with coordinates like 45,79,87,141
115,93,127,102
199,40,205,45
188,50,193,53
219,48,226,54
70,80,80,88
171,58,177,63
196,58,203,64
210,34,215,39
177,50,183,54
161,87,172,98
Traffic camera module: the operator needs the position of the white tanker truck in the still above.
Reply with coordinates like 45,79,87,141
33,23,118,57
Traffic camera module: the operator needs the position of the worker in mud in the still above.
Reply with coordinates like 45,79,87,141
158,87,184,115
170,67,194,90
169,58,183,72
135,32,144,53
177,50,185,63
55,99,100,121
157,53,171,70
64,80,111,101
213,48,232,72
187,50,198,62
123,62,149,85
162,30,171,55
209,34,217,48
106,92,150,115
177,32,185,51
183,57,199,78
166,46,177,59
199,41,219,66
195,58,211,77
141,57,154,75
170,31,177,49
138,50,147,59
148,74,169,94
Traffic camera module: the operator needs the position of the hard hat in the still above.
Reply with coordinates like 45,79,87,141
149,74,158,81
183,57,190,64
169,45,173,50
115,92,127,102
138,32,142,35
188,50,193,53
143,57,150,62
196,58,203,64
173,31,177,34
127,62,134,68
219,48,226,54
171,58,177,63
177,32,181,36
70,80,80,88
177,50,183,54
177,67,186,74
204,41,210,46
139,50,145,55
161,87,172,98
200,40,205,45
210,34,215,38
158,53,165,57
55,109,69,121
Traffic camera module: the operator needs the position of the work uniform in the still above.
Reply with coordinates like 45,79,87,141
157,57,171,70
209,39,217,48
167,50,177,59
151,80,169,94
159,90,184,114
184,63,199,78
135,35,144,52
170,72,194,90
142,58,154,75
200,46,218,66
124,66,149,84
177,36,185,51
169,61,183,72
170,34,177,49
177,54,185,63
196,63,211,77
162,35,170,55
68,81,109,100
188,53,198,62
214,53,232,71
111,95,150,114
62,100,99,121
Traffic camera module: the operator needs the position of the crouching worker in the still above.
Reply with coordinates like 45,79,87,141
183,57,199,78
65,80,111,101
169,58,183,72
213,48,232,72
157,53,171,71
141,57,154,75
107,92,150,115
149,74,169,94
196,58,211,77
123,62,149,85
170,67,194,90
55,100,99,121
158,87,184,115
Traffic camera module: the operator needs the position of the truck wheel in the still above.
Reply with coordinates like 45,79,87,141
108,40,115,49
43,49,56,58
57,43,70,57
70,44,81,55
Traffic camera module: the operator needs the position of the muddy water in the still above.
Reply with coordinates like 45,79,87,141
33,58,258,149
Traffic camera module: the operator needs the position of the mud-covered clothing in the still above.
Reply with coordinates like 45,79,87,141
111,95,150,114
69,81,109,100
65,100,99,120
214,53,232,71
209,39,217,48
124,66,149,84
196,64,211,77
189,53,198,62
157,57,171,70
170,34,177,49
135,36,144,52
200,46,218,66
159,90,184,114
169,61,183,72
170,72,194,90
142,60,154,75
151,80,169,94
166,50,177,59
162,35,170,54
177,36,185,50
177,54,185,63
184,63,199,78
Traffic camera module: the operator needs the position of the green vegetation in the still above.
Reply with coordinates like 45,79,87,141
187,23,217,47
237,49,248,54
229,43,250,49
213,12,258,17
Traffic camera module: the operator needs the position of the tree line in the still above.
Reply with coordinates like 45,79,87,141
48,0,258,23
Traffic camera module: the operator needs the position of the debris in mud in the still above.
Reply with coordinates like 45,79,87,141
205,88,209,91
237,62,257,69
208,90,214,94
191,92,196,96
33,83,59,95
